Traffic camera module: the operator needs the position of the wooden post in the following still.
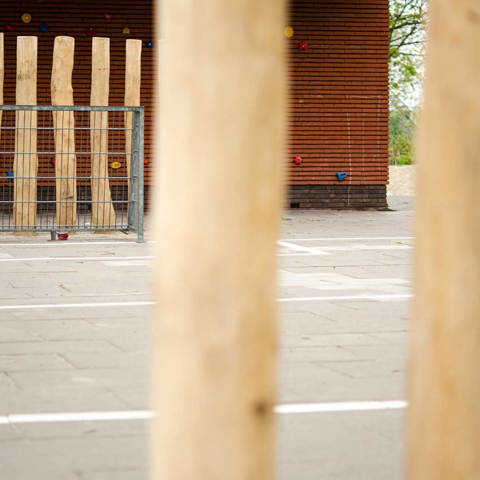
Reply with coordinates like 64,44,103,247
0,33,4,140
124,39,142,194
14,36,38,231
151,2,286,480
408,0,480,478
90,37,116,228
51,36,77,230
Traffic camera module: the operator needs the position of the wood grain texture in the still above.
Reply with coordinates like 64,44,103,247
51,36,77,229
408,0,480,478
14,36,38,230
124,39,142,187
0,33,4,142
151,1,286,479
90,37,116,228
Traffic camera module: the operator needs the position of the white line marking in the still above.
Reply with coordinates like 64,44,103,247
0,241,144,247
0,401,408,425
0,301,154,311
0,256,153,263
278,294,412,303
279,236,413,242
0,294,412,311
274,400,408,414
277,241,329,256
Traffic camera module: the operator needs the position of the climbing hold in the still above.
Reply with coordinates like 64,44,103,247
6,171,14,178
146,40,153,48
4,24,16,32
38,23,49,33
111,161,122,169
104,13,113,21
297,40,309,51
57,232,69,241
144,159,150,166
293,154,303,166
284,26,294,38
21,13,32,24
336,172,348,181
122,26,130,35
85,26,97,37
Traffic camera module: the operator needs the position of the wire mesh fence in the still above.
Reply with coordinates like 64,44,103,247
0,105,144,241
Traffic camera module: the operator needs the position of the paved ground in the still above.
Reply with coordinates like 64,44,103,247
0,196,413,479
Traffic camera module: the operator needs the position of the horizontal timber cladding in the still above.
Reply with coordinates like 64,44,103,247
287,0,389,207
0,0,153,185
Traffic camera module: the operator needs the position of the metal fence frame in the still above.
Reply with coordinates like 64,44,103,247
0,105,145,242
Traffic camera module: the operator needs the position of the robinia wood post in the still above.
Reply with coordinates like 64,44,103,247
151,1,286,479
124,38,142,199
51,36,77,229
14,36,38,231
0,33,4,140
90,37,116,229
408,0,480,478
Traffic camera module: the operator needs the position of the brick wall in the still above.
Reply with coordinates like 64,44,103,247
287,0,389,208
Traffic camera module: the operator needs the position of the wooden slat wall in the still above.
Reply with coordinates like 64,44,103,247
0,0,153,184
0,1,388,192
288,0,389,186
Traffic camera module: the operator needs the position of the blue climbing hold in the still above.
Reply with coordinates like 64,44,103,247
336,172,348,181
38,23,49,33
146,40,153,48
6,171,14,178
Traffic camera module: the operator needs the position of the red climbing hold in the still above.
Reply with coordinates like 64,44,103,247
298,40,309,51
293,154,303,165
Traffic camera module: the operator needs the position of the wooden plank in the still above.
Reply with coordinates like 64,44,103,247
0,33,4,140
13,36,38,231
90,37,116,229
151,1,286,479
51,36,77,230
408,0,480,478
124,39,142,193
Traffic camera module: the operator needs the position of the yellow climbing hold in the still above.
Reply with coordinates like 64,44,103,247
21,13,32,24
284,26,294,38
111,161,122,169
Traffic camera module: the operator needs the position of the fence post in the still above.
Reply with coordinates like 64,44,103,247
51,36,77,230
124,39,142,205
14,36,38,232
0,33,4,142
90,37,116,229
408,0,480,478
151,1,286,479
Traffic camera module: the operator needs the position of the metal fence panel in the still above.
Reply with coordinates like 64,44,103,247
0,105,144,242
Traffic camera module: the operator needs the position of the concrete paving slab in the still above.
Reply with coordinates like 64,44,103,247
0,197,414,479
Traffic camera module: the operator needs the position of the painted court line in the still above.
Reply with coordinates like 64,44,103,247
280,236,413,242
0,256,154,263
0,401,408,425
0,294,412,311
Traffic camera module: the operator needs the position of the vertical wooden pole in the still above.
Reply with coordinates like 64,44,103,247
124,39,142,193
90,37,116,228
152,2,285,480
408,0,480,478
14,36,38,230
51,36,77,230
0,33,4,140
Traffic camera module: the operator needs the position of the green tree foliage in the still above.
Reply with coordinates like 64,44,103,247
389,0,426,165
389,107,417,165
389,0,426,107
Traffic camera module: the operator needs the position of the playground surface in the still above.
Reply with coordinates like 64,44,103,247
0,196,413,479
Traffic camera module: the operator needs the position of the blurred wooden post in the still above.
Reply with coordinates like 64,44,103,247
124,39,142,199
90,37,116,229
14,36,38,231
0,33,4,140
151,1,286,479
408,0,480,478
51,36,77,229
